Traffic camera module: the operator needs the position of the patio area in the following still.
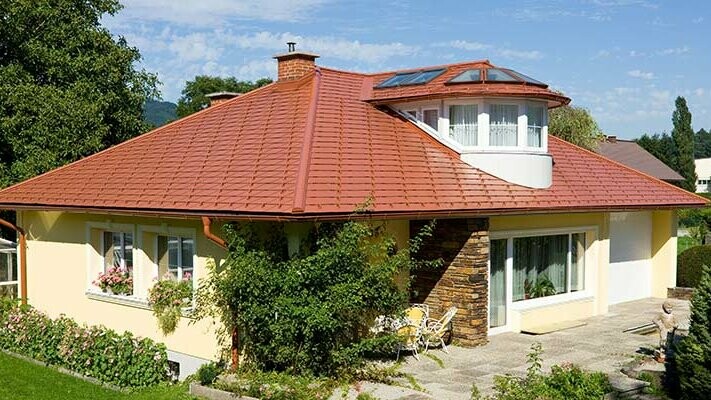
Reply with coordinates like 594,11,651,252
347,298,690,400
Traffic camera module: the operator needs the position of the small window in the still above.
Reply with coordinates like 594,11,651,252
0,250,17,299
158,236,194,282
527,105,545,147
486,68,518,82
103,232,133,275
449,104,478,146
376,68,446,88
448,69,482,83
506,69,546,86
489,104,518,146
423,109,439,130
405,110,418,118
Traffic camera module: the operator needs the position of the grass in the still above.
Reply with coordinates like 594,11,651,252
0,352,195,400
678,235,699,255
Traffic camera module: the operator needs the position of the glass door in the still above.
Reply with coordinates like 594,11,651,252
489,239,507,329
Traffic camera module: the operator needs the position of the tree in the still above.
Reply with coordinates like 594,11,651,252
695,128,711,159
636,132,676,170
548,105,604,151
0,0,158,189
672,96,697,192
674,265,711,399
175,76,272,118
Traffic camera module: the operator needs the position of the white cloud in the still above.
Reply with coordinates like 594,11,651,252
593,49,611,59
434,40,543,60
693,17,704,24
111,0,331,26
656,46,690,56
627,69,655,79
695,88,705,97
168,32,223,62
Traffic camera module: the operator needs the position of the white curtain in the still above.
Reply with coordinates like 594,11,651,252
489,104,518,146
570,233,585,291
449,104,478,146
527,106,544,147
513,234,568,301
489,239,507,327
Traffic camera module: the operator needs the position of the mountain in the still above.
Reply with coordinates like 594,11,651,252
143,100,177,127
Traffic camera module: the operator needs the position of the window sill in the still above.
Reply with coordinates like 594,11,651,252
509,291,593,312
85,291,195,318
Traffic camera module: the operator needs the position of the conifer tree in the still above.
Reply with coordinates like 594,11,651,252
671,97,697,191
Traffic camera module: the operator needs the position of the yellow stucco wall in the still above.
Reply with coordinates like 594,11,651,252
17,210,227,360
651,210,678,298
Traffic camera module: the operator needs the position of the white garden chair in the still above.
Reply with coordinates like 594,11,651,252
421,306,458,353
395,321,422,361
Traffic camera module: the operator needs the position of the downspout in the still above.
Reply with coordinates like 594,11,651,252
0,217,27,305
200,217,240,369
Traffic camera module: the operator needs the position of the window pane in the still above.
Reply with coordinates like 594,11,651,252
10,253,17,282
527,105,545,147
489,239,507,328
489,104,518,146
486,68,518,82
158,236,169,277
449,69,481,83
377,72,418,88
181,238,194,269
0,284,17,299
406,69,445,84
423,109,438,130
449,104,478,146
103,231,114,271
123,233,133,275
168,237,180,277
406,110,417,118
513,234,568,301
0,253,8,282
571,233,585,292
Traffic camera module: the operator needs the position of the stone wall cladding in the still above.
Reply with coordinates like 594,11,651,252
410,218,489,347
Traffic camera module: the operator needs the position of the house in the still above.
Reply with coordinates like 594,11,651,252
695,157,711,193
0,46,705,376
597,136,684,183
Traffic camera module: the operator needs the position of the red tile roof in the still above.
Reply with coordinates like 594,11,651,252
363,60,570,107
0,62,704,219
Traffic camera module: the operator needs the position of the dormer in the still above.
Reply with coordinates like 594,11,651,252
366,61,570,188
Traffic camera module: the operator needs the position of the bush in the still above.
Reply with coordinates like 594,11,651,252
472,343,611,400
148,273,193,335
674,265,711,400
214,369,336,400
677,245,711,287
0,303,169,387
195,361,222,386
193,219,438,377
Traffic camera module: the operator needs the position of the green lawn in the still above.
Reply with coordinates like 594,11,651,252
0,352,196,400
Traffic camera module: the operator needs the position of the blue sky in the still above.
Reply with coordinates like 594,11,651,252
104,0,710,139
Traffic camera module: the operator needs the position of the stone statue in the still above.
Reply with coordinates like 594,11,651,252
652,301,679,362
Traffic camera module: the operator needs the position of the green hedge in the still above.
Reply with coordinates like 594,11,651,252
0,301,169,387
677,245,711,288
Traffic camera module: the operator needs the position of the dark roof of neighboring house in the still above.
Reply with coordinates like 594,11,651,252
0,62,704,220
597,137,684,182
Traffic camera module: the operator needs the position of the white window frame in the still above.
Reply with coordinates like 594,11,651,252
156,235,195,282
487,102,521,149
488,226,597,335
140,224,198,287
421,107,440,131
0,247,18,298
85,221,136,297
102,231,134,272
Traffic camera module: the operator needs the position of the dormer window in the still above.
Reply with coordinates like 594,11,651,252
527,105,545,147
449,104,478,146
422,108,439,130
489,104,518,146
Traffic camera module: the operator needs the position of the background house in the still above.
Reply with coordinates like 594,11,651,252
598,136,684,183
695,157,711,193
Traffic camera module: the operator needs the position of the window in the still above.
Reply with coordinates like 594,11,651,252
423,109,439,130
405,110,418,118
510,233,585,301
489,104,518,146
449,69,482,83
103,232,133,275
158,236,194,281
376,68,446,88
527,105,545,147
486,68,518,82
449,104,478,146
0,250,17,298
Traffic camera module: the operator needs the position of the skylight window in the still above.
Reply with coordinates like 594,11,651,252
376,68,446,88
485,68,518,82
506,69,546,86
448,69,482,83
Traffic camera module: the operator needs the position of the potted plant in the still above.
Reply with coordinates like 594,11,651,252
93,267,133,295
148,273,193,335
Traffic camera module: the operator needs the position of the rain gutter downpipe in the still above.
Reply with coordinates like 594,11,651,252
0,217,27,305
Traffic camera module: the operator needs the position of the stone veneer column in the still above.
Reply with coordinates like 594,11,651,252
410,218,489,346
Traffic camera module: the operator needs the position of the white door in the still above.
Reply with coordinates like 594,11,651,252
608,212,652,305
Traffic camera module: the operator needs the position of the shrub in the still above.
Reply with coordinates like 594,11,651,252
214,369,336,400
674,265,711,400
677,245,711,287
148,273,193,335
193,219,438,377
0,303,169,387
472,343,612,400
196,361,222,386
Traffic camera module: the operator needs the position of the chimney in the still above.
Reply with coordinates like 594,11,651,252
205,92,240,107
273,42,319,81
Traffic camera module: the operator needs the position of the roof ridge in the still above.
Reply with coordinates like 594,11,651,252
549,135,709,203
291,68,322,213
0,79,281,198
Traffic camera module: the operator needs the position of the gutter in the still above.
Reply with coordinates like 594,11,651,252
0,217,27,305
201,217,227,249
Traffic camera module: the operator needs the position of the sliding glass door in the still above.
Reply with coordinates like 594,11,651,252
489,239,507,328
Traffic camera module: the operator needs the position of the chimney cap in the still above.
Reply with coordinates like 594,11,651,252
205,92,240,100
273,51,320,61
